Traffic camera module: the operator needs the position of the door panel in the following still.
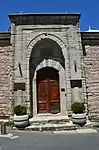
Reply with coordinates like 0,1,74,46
50,80,60,113
37,79,60,114
37,80,49,113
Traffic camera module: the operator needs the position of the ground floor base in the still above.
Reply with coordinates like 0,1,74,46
26,115,94,132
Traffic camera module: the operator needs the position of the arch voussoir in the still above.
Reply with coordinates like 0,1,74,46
27,33,67,59
36,59,62,72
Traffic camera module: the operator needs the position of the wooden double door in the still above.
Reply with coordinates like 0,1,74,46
37,78,60,114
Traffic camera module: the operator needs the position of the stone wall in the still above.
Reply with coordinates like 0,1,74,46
0,45,13,117
13,23,83,116
84,45,99,121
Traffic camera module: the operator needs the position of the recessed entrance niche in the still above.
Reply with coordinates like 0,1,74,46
29,38,65,116
36,67,60,114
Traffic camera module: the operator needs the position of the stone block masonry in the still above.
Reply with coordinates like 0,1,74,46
84,45,99,121
0,45,13,116
0,13,99,123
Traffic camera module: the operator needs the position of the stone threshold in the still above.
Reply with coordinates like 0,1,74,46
29,115,69,125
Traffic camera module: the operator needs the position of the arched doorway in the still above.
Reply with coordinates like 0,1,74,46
29,37,67,117
36,67,60,114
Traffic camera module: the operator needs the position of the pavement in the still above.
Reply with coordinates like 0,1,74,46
0,125,98,139
0,119,98,139
0,121,99,150
0,128,99,150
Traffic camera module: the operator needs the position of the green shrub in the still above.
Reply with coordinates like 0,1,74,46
14,105,27,115
71,102,85,114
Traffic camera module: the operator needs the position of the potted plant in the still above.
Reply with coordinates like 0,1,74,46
13,105,29,129
71,102,86,125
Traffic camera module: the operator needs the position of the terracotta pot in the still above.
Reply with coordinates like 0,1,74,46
72,113,86,125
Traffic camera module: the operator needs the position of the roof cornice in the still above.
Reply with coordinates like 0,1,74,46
8,13,81,26
0,32,11,46
81,32,99,45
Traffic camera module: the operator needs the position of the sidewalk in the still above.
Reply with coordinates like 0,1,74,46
0,125,14,138
0,120,99,137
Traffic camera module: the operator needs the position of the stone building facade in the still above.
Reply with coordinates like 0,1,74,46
0,13,99,121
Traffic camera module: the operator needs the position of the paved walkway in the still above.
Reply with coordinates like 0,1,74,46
0,120,98,139
0,127,97,138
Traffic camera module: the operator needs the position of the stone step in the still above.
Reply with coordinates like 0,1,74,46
25,122,78,131
29,115,69,125
25,121,93,132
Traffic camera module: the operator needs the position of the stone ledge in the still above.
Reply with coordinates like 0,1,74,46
53,129,97,134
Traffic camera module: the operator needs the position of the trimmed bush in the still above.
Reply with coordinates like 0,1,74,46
14,105,27,116
71,102,85,114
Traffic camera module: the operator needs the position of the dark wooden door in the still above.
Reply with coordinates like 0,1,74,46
50,80,60,113
37,79,60,113
37,80,49,113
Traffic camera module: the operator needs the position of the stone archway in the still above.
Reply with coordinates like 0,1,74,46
27,33,71,116
32,59,66,116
